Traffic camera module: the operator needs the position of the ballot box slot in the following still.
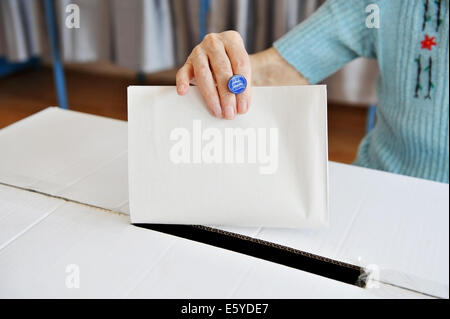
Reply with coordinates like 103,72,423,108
133,223,367,288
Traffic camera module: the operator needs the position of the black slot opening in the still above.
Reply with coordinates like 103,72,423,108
133,223,366,288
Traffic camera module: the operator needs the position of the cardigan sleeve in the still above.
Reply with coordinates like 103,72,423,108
273,0,377,84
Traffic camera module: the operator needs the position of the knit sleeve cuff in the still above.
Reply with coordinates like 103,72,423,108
273,0,373,84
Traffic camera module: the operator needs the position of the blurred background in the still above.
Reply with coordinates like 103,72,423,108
0,0,379,163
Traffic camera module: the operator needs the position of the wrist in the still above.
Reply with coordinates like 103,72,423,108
250,47,309,86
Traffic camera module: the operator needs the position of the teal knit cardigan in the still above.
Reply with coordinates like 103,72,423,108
274,0,449,183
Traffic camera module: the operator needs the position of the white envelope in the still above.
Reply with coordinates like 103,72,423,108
128,86,328,228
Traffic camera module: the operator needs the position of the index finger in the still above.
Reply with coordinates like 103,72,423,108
176,62,194,95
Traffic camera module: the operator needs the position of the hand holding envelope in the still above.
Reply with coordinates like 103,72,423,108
128,86,328,228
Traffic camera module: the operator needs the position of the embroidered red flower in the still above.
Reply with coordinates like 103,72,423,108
421,34,437,51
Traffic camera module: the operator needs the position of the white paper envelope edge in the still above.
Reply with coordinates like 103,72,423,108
128,86,328,228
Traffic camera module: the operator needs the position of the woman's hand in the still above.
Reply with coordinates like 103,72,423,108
176,31,309,120
176,31,251,120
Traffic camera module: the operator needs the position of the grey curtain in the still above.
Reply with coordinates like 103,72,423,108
0,0,45,61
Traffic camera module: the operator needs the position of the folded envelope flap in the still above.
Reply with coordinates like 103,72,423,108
128,85,328,228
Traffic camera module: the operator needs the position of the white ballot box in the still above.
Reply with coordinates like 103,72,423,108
0,183,377,298
0,106,447,298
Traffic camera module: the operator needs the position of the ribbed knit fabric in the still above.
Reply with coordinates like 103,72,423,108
274,0,449,183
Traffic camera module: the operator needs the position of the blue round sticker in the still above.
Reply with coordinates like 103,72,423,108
227,75,247,94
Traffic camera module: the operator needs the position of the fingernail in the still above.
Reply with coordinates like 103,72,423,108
239,102,248,113
178,84,185,94
224,106,235,119
212,105,222,117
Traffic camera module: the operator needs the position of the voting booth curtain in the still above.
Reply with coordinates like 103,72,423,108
0,0,378,105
